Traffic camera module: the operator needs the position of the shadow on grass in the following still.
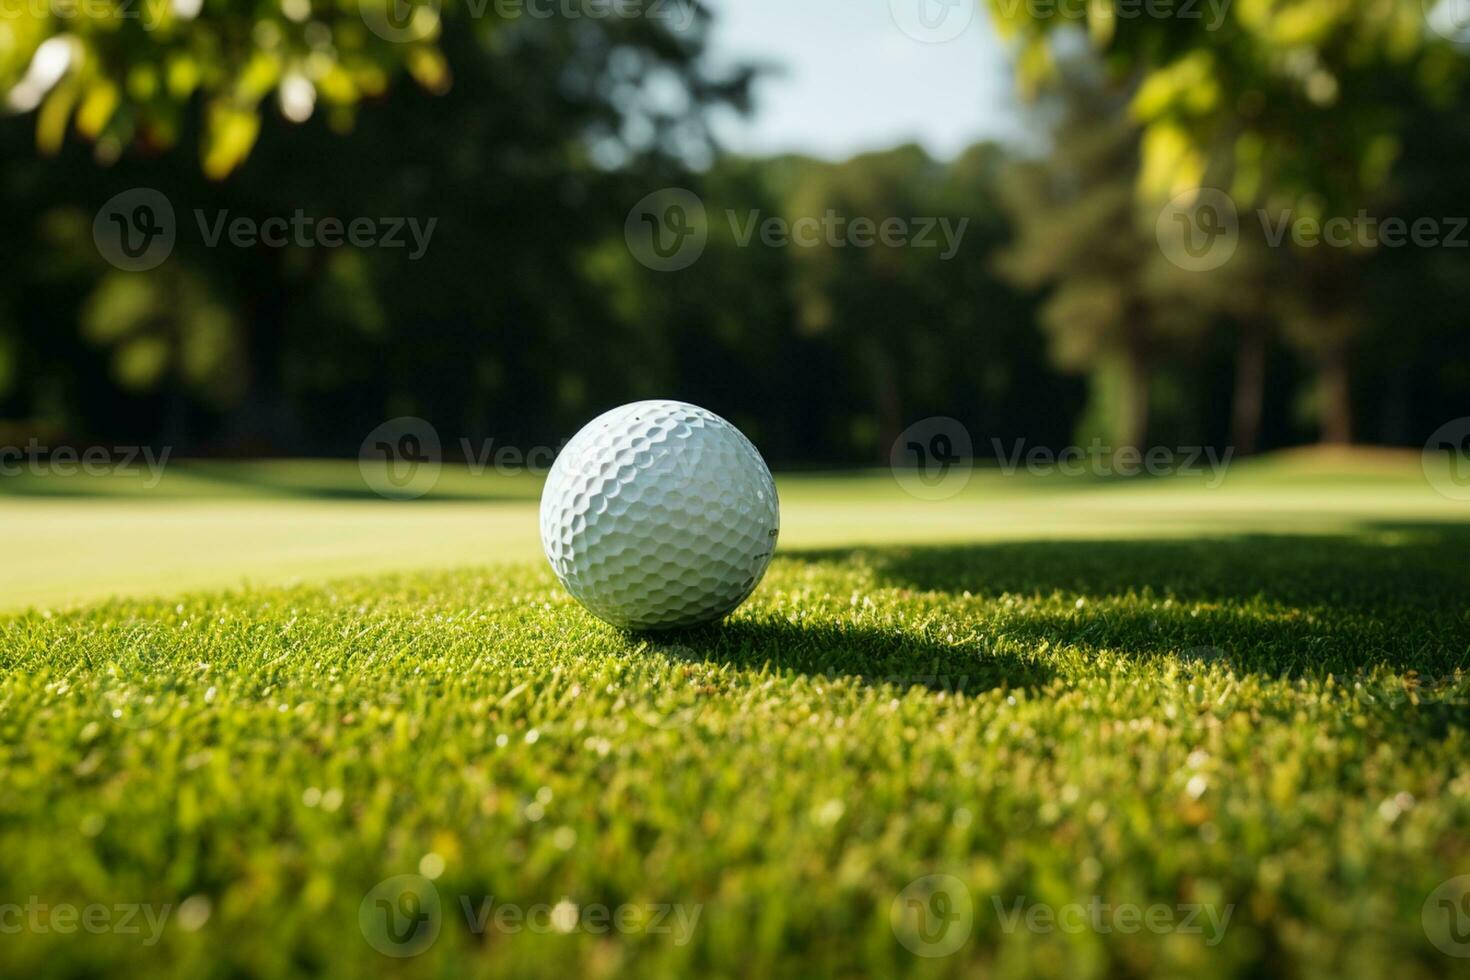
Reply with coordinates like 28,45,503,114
645,617,1055,695
791,522,1466,606
776,522,1470,679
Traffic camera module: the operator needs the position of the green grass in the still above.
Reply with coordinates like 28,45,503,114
1,454,1468,978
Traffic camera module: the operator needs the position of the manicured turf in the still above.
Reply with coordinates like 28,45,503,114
1,454,1467,978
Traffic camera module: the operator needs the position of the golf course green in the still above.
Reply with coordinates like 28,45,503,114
1,451,1466,977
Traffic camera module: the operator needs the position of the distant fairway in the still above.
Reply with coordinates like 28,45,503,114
2,450,1463,611
1,451,1467,978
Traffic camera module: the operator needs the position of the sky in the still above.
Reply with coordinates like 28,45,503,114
704,0,1023,162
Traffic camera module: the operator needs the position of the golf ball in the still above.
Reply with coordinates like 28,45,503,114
540,400,780,630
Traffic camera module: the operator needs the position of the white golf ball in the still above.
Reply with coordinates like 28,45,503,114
540,400,780,630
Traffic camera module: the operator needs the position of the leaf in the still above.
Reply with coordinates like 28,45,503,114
77,78,120,138
1137,122,1205,201
35,80,79,155
407,46,452,95
202,101,261,180
1087,0,1116,49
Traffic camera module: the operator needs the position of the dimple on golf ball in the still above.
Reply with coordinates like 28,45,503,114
540,400,780,630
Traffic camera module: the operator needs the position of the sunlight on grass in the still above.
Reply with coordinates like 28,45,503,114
2,453,1465,612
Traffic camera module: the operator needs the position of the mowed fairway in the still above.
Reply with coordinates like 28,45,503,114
1,453,1467,978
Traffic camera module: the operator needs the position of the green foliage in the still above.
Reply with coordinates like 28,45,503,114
0,0,451,177
81,268,243,402
989,1,1470,444
990,0,1466,209
997,63,1199,447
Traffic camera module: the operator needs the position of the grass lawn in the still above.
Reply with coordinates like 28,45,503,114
1,452,1467,978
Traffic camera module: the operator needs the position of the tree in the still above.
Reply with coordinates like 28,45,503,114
0,0,461,178
987,0,1469,442
0,8,755,450
997,61,1196,452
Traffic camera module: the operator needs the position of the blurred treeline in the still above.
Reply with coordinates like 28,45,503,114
1,3,1467,464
